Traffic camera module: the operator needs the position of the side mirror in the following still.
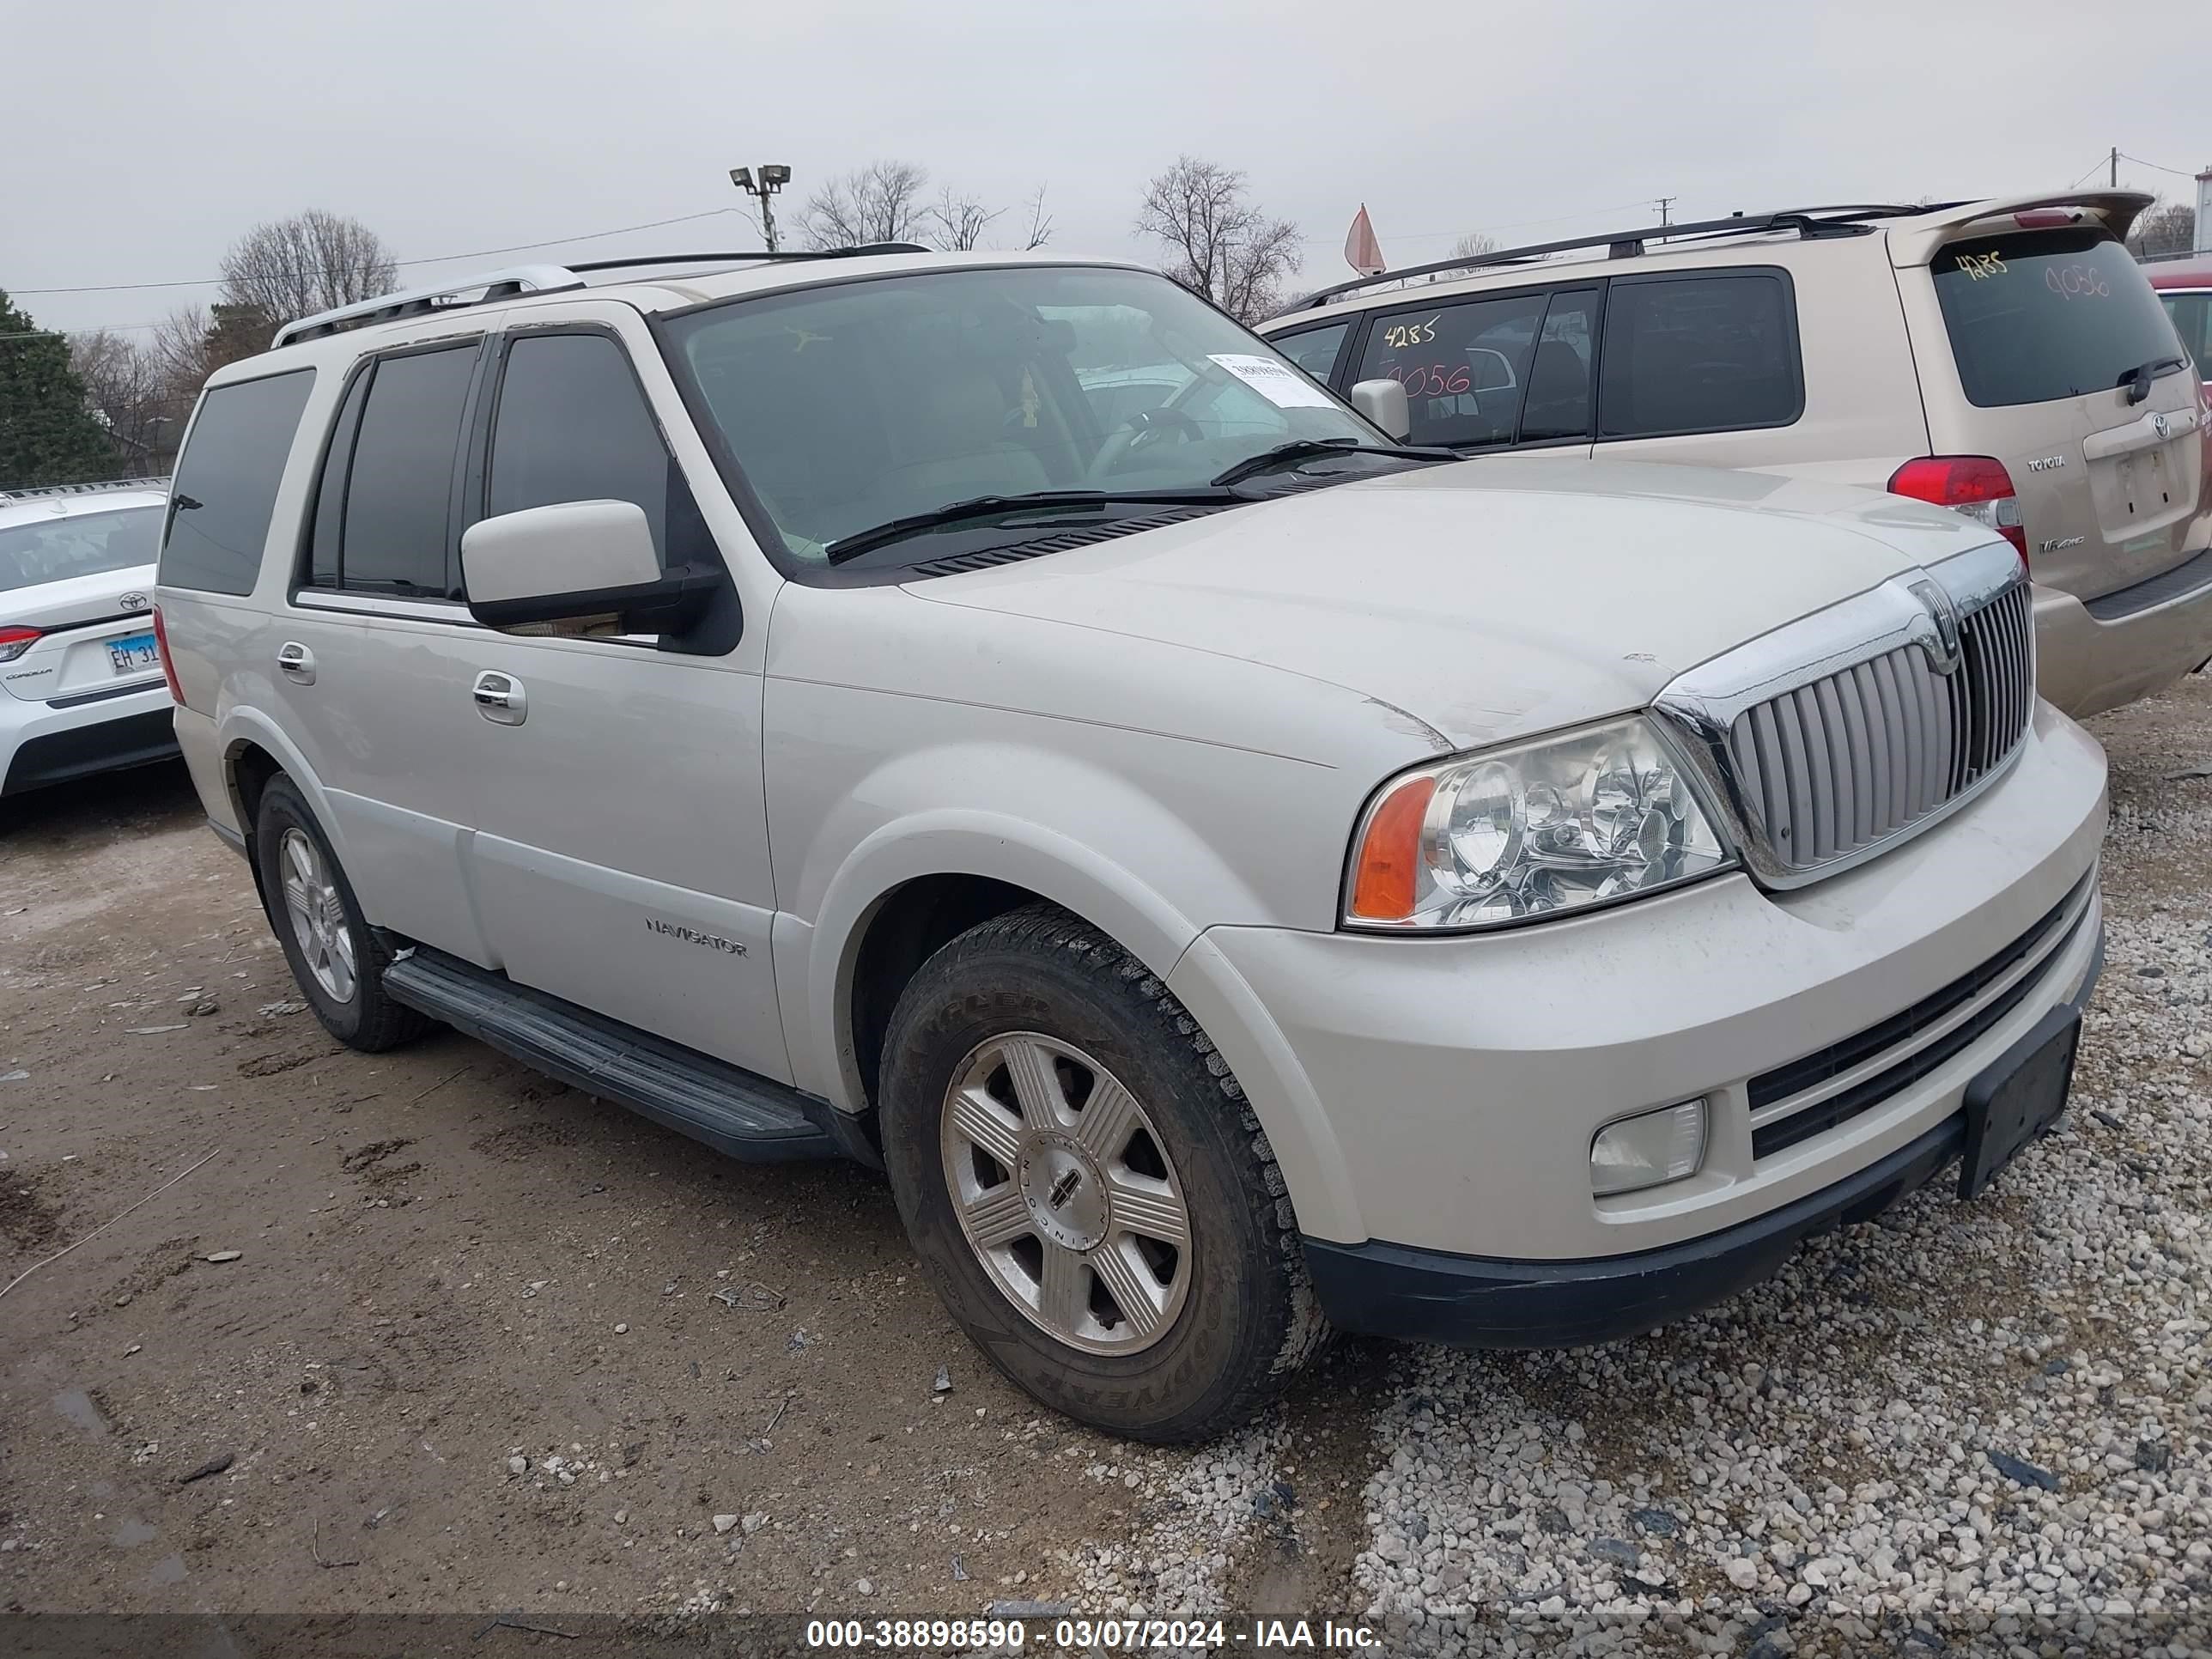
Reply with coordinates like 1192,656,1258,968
1347,378,1412,441
461,501,716,635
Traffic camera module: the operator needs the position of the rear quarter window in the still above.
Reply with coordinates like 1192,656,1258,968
1932,229,2185,407
1597,271,1801,439
159,369,315,595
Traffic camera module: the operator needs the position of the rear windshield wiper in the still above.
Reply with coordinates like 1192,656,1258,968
2118,355,2188,404
1208,438,1455,488
823,489,1236,565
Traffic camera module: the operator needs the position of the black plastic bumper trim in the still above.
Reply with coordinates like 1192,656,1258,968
2082,547,2212,621
1,708,179,797
1304,921,2103,1350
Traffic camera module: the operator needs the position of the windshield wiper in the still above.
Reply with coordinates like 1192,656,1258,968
823,489,1237,565
2118,355,2188,404
1208,438,1455,488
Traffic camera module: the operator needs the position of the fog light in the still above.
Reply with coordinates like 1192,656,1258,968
1590,1101,1706,1197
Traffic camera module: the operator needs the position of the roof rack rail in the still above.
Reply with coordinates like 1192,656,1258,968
271,243,935,349
274,264,586,348
0,475,171,504
1286,202,1972,311
564,243,928,274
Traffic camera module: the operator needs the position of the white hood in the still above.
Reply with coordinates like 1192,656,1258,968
909,458,2008,750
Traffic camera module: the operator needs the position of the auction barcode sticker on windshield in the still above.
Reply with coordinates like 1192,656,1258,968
1207,353,1336,409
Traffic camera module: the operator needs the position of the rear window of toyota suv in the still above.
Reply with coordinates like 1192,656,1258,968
159,368,315,594
1931,228,2186,408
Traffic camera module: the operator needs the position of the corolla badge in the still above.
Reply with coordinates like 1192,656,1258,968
119,591,149,611
1905,577,1964,676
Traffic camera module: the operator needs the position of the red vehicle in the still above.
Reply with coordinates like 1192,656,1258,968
2146,255,2212,388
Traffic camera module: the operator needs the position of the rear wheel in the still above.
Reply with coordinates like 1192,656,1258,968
253,775,428,1053
878,902,1326,1442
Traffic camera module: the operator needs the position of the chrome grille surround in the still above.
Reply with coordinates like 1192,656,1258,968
1654,541,2032,889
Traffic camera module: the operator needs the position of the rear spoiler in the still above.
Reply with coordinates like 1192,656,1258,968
1886,191,2155,268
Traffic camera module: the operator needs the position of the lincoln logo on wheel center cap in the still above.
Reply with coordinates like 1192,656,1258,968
1018,1130,1109,1251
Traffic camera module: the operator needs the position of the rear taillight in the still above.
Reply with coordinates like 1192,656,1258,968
1888,455,2028,568
2014,209,2076,228
0,625,40,664
151,605,184,705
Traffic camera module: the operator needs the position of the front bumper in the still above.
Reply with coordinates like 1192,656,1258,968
0,682,178,797
1304,927,2101,1347
1168,701,2107,1274
2033,550,2212,718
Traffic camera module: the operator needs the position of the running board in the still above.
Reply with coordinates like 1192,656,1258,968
383,948,848,1164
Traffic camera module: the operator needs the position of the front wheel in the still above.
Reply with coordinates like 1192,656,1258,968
878,903,1326,1442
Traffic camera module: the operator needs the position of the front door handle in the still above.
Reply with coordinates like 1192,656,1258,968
472,670,527,726
276,641,316,684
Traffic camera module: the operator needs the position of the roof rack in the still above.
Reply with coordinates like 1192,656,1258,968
0,475,170,504
270,243,933,349
1285,203,1971,311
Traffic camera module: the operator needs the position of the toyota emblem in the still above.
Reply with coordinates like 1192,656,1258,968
2153,411,2171,440
119,591,149,611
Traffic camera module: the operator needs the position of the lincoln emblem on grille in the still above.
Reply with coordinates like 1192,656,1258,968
1905,577,1964,676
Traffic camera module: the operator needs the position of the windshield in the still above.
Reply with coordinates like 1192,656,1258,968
662,266,1381,563
0,504,163,592
1931,228,2187,408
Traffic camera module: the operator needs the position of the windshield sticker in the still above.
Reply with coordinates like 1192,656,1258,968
1206,353,1337,409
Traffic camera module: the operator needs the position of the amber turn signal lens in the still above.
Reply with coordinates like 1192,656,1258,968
1347,774,1437,921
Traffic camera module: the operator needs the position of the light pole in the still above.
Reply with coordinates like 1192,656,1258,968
730,165,793,253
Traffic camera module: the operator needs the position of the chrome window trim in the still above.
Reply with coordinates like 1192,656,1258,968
289,591,477,624
1747,872,2095,1133
1653,540,2027,890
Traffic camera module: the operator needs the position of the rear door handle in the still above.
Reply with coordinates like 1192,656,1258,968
276,641,316,684
472,670,527,725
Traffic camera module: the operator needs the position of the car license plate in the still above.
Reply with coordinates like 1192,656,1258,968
108,632,159,674
1958,1006,2080,1199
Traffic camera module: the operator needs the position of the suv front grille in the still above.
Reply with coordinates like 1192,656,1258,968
1656,541,2032,887
1724,580,2033,872
1747,869,2094,1160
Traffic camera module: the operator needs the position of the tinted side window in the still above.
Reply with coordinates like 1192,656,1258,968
1517,289,1599,444
1352,293,1548,448
486,333,686,564
159,369,315,595
305,366,371,590
1273,322,1350,384
1599,272,1800,439
342,346,477,595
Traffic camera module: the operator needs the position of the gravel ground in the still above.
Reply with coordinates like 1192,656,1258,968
3,674,2209,1655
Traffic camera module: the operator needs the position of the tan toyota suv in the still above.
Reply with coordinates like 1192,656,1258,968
1260,191,2212,717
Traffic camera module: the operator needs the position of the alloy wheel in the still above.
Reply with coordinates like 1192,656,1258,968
939,1031,1193,1354
277,827,357,1004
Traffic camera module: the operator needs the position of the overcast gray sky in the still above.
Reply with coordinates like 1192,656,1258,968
7,0,2206,338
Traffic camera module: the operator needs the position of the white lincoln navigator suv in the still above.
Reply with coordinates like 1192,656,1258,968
155,248,2106,1442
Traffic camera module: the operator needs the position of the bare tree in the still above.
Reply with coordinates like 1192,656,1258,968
927,186,1002,252
70,331,187,471
798,161,931,250
1449,232,1499,261
1017,186,1054,250
2130,201,2197,259
1135,156,1302,322
217,210,398,337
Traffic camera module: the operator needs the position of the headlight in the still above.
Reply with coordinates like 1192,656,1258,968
1344,715,1735,931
